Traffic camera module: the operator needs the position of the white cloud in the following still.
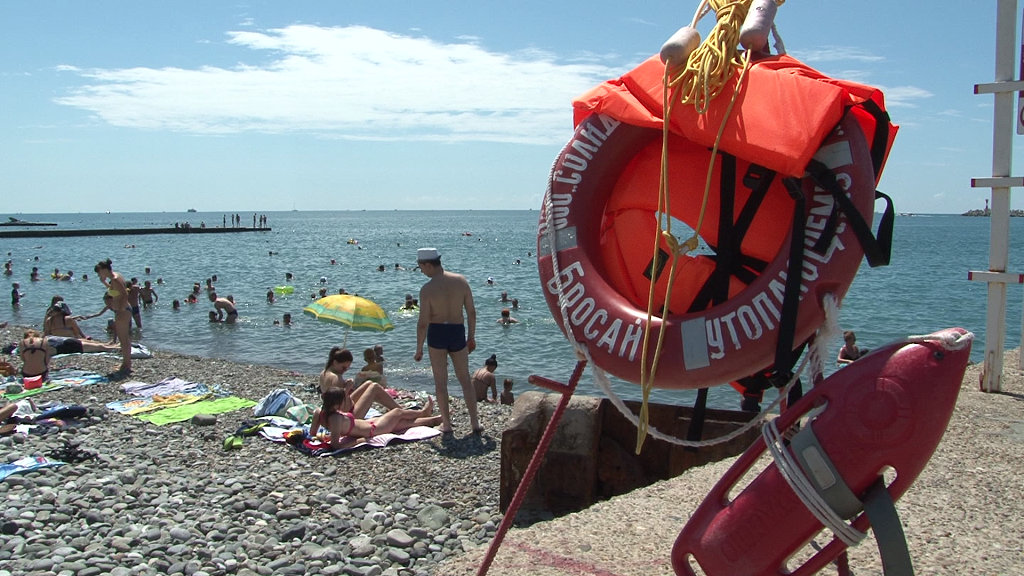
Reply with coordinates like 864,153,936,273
627,17,656,26
874,85,933,108
53,25,622,145
791,46,885,63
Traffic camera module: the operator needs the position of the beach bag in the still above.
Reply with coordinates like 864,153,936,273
253,389,302,418
285,403,315,424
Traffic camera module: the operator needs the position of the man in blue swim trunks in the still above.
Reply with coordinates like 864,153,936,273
413,247,481,434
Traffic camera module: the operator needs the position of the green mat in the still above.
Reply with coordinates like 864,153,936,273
1,383,64,401
136,396,256,426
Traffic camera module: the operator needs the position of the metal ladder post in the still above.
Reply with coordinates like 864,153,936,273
970,0,1023,392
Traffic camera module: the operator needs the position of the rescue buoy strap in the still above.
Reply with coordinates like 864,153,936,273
857,99,893,179
774,177,808,380
687,156,777,313
806,159,894,268
863,477,915,576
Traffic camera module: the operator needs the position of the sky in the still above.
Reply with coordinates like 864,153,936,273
0,1,1019,214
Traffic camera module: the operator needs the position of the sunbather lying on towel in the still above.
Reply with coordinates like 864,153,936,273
19,329,121,381
309,388,441,450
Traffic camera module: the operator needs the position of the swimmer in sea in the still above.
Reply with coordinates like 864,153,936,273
395,263,405,271
140,280,158,308
511,298,519,310
172,299,180,310
266,289,275,303
283,313,292,326
496,308,518,325
209,311,222,323
208,291,238,324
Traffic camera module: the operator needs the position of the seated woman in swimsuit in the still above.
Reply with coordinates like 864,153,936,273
319,347,399,417
309,388,440,450
20,329,122,381
19,330,51,382
43,297,89,339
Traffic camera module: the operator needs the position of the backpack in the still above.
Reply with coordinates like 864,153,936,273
253,389,302,418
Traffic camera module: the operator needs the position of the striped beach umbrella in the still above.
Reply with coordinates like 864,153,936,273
303,294,395,345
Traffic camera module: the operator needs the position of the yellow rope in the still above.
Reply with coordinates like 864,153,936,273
671,0,752,113
634,0,757,454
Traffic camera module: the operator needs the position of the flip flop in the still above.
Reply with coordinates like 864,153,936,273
222,435,244,450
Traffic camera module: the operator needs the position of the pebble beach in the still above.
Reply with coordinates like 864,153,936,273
0,324,515,576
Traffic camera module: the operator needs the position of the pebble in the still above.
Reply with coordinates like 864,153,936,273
0,325,514,576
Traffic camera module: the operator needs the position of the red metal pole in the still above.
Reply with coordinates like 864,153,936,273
475,360,587,576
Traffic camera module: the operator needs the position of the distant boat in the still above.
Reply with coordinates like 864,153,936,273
0,217,57,227
187,208,197,213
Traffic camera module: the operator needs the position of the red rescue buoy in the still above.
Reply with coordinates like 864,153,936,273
672,328,972,576
537,112,876,389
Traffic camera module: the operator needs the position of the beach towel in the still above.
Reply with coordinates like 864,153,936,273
121,376,204,397
0,369,107,401
259,423,441,456
106,390,213,415
48,370,108,388
136,396,256,426
0,455,64,481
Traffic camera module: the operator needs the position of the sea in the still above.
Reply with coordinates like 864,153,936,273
2,210,1023,410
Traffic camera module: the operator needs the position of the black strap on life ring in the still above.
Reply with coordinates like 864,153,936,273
684,156,776,447
805,159,894,269
687,156,775,313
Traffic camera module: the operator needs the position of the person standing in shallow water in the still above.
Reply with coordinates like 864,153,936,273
413,247,481,434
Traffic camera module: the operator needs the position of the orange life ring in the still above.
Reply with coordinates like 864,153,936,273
537,112,876,390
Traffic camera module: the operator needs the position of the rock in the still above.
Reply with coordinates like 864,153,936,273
191,414,217,426
415,505,449,531
281,522,306,541
386,529,414,548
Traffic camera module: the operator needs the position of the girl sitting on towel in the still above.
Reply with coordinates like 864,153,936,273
309,388,441,449
319,347,397,417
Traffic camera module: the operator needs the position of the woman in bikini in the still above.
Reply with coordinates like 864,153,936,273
309,388,440,450
20,329,122,382
318,347,400,417
94,258,133,373
43,297,89,340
